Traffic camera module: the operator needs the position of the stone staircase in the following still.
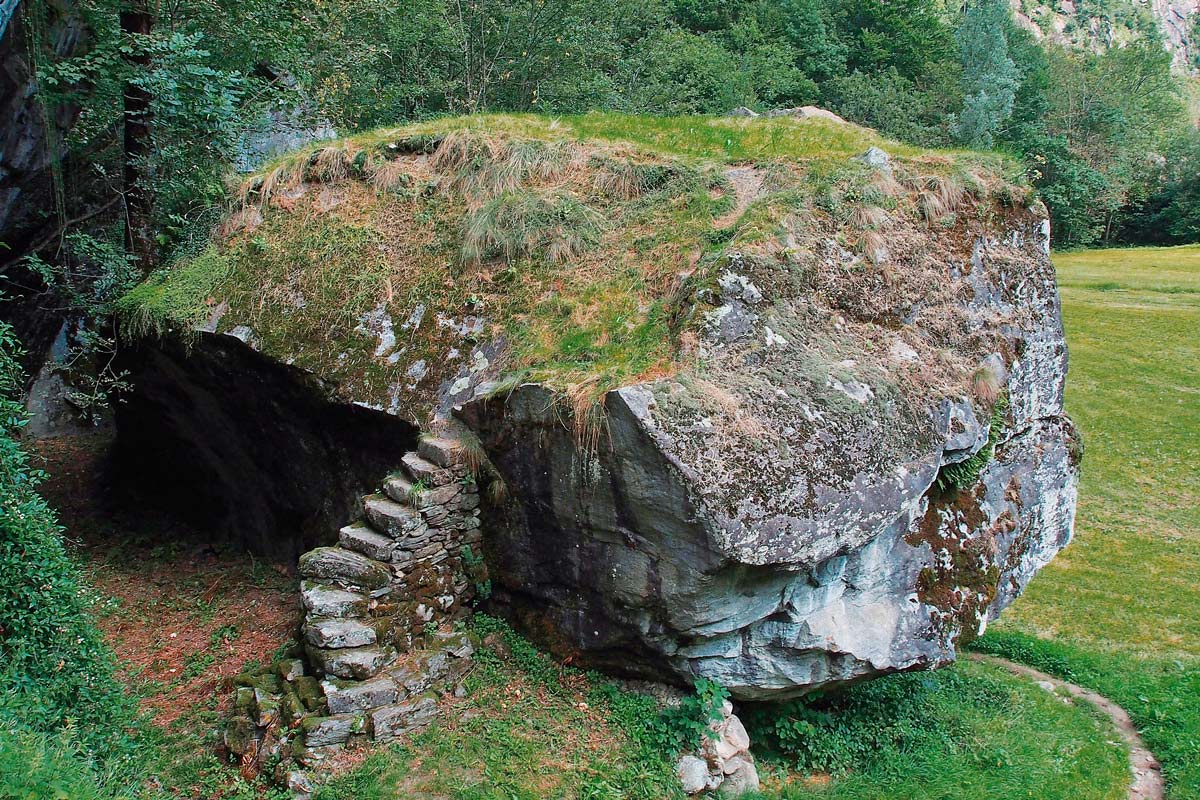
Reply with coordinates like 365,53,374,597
225,437,486,770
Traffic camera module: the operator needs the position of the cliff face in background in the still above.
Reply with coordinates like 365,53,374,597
1013,0,1198,72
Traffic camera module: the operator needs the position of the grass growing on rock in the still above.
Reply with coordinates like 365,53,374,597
117,113,1027,421
979,243,1200,799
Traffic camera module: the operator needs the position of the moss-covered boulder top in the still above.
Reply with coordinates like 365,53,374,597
122,112,1030,424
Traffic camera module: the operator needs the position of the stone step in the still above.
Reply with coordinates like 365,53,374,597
304,617,378,649
364,494,427,538
301,581,369,618
402,452,450,485
308,644,396,680
383,473,430,508
299,546,391,590
417,437,459,468
300,712,366,747
369,692,439,743
321,675,401,714
339,522,399,562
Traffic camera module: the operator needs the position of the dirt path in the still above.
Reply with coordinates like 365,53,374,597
968,654,1164,800
714,165,764,228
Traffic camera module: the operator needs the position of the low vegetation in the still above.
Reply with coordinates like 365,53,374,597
117,113,1026,419
980,244,1200,799
302,618,1129,800
0,318,141,799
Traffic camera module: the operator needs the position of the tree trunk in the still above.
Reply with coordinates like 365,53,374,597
120,1,153,272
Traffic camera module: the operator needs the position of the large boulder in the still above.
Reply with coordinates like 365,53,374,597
458,210,1077,699
118,117,1078,697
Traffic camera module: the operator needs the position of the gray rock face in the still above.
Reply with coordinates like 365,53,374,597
460,214,1079,698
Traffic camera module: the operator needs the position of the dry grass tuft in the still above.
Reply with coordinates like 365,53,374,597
971,365,1003,406
908,174,966,222
850,204,888,230
460,190,604,266
367,158,412,193
567,380,607,457
432,131,573,202
591,162,647,199
314,143,356,183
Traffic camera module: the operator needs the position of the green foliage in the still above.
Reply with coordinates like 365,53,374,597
955,0,1019,148
648,677,730,753
0,316,140,795
935,393,1009,493
459,545,491,600
0,726,136,800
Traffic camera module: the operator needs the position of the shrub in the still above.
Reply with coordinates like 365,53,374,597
0,315,140,793
740,669,999,774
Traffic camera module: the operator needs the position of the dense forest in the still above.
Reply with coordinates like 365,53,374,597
8,0,1200,278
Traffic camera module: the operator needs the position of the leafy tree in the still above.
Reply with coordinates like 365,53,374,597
955,0,1019,148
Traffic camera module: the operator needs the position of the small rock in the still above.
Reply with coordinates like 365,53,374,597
715,714,751,761
481,632,512,659
719,754,760,795
277,658,305,682
727,106,759,118
286,770,314,800
224,714,257,755
676,754,710,794
856,146,892,173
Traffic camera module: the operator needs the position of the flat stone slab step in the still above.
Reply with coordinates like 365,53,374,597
383,474,430,508
402,452,451,485
304,617,378,649
363,494,427,538
308,644,396,680
300,712,367,747
369,692,439,743
322,675,401,714
339,523,399,562
417,437,459,468
299,546,391,590
301,581,369,618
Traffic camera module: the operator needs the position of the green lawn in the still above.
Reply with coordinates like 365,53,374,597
979,244,1200,799
309,620,1130,800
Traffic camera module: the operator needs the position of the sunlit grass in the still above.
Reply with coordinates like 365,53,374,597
983,243,1200,799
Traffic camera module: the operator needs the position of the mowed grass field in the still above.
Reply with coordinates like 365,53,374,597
980,244,1200,799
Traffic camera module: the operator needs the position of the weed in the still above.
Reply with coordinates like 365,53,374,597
182,650,216,679
208,624,239,647
460,189,605,265
935,393,1009,492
